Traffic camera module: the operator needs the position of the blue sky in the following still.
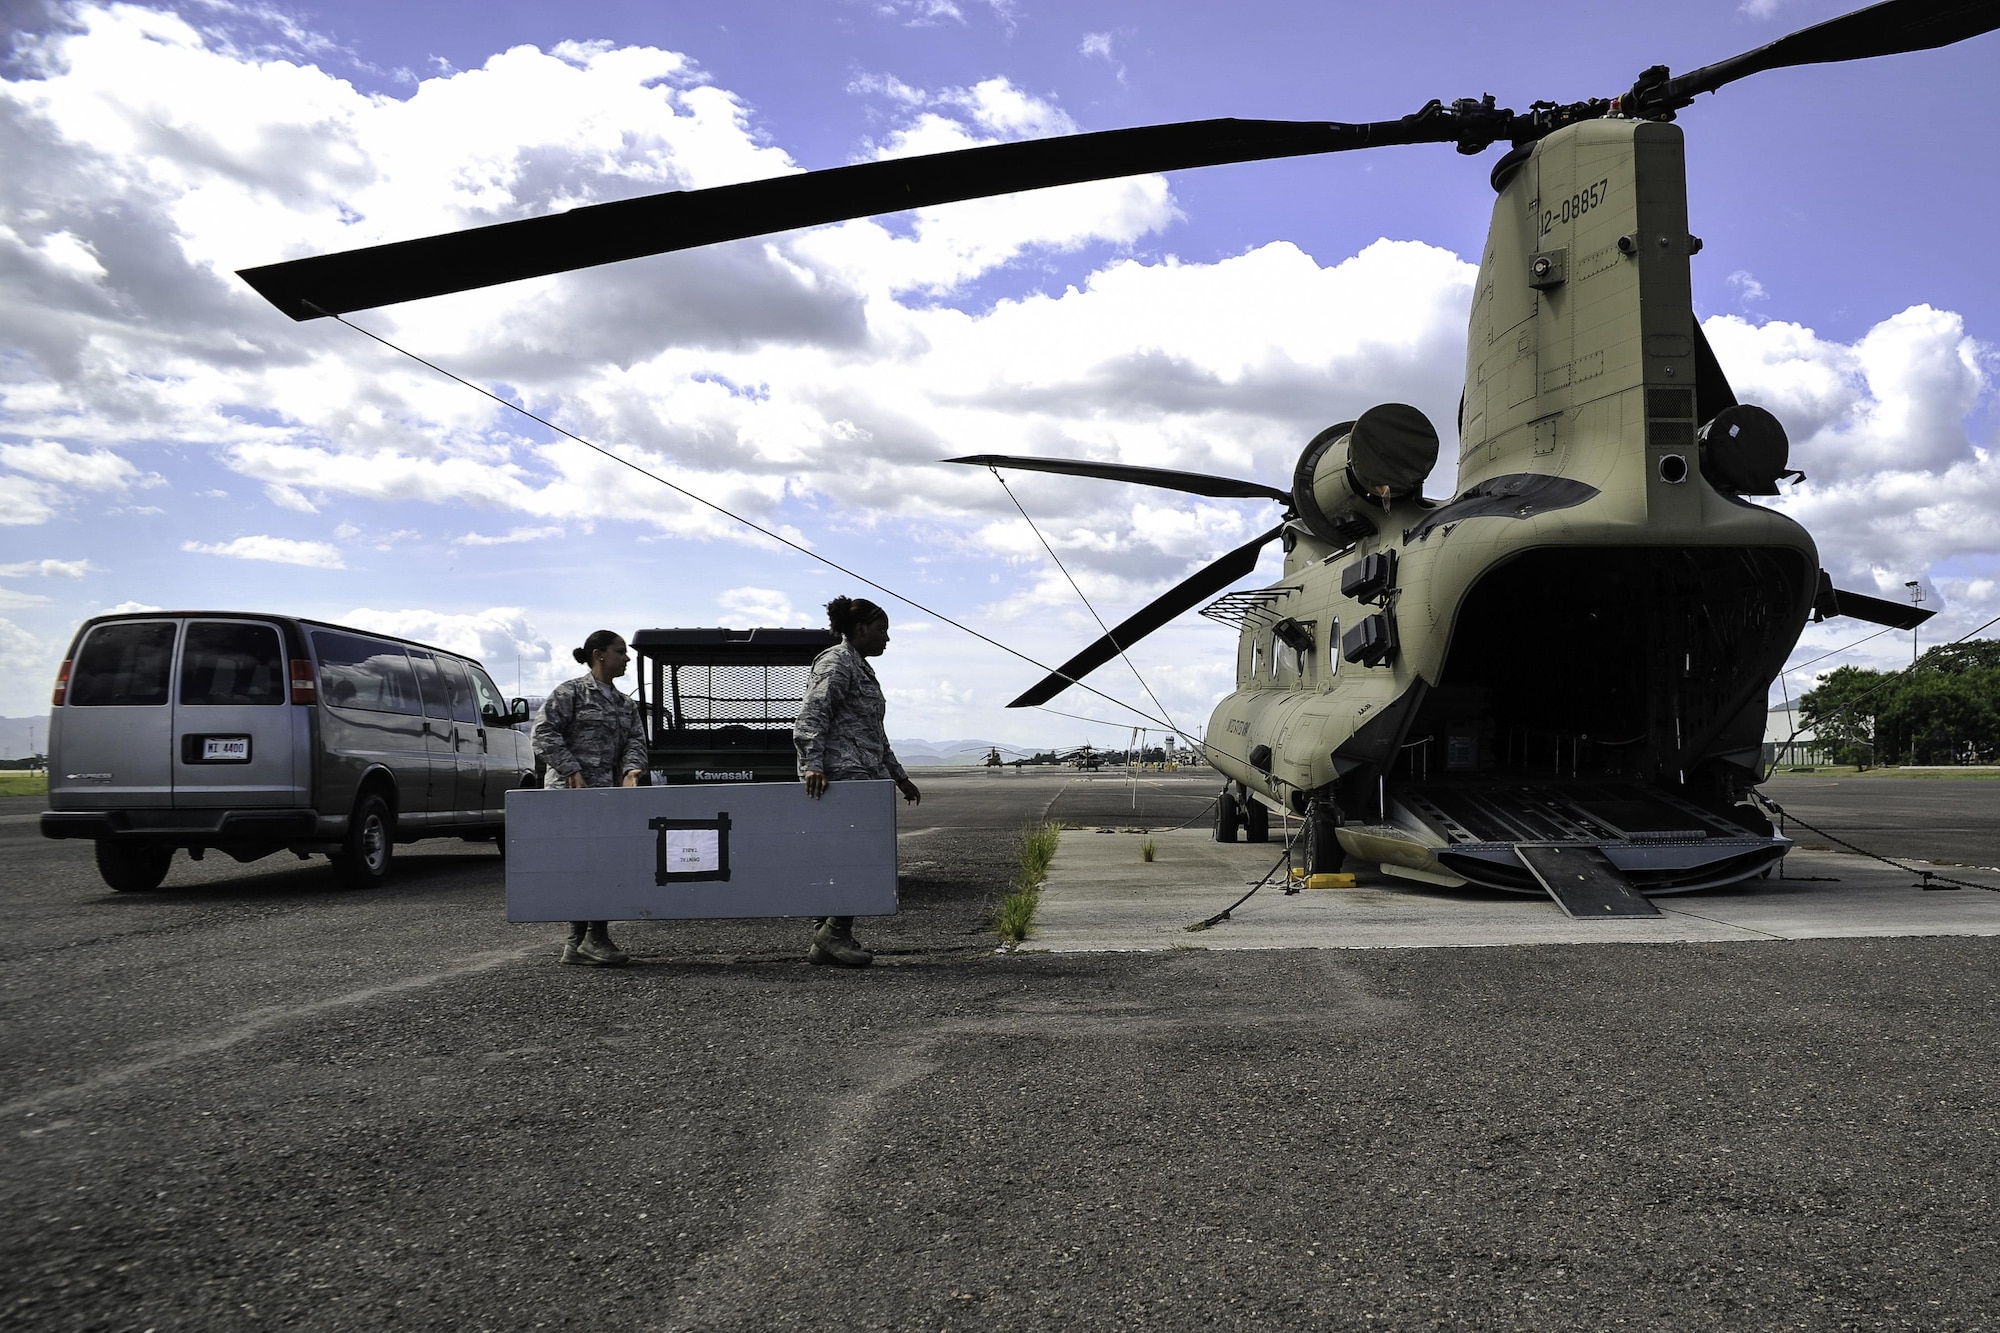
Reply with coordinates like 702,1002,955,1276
2,0,1995,746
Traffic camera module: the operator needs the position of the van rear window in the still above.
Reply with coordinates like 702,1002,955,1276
312,631,421,715
69,621,177,706
181,621,284,706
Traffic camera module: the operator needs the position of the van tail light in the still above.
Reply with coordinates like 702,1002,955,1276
52,659,72,707
290,659,317,705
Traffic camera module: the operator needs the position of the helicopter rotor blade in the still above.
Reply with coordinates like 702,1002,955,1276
1665,0,2000,104
1008,524,1285,708
238,117,1444,320
1690,322,1739,425
1814,579,1937,630
947,454,1292,503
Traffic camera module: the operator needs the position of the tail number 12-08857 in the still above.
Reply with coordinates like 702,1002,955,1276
1541,179,1610,234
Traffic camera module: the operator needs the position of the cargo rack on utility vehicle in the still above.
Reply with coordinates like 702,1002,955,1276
631,627,836,785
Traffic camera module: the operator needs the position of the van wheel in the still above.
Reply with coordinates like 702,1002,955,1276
331,793,393,889
95,840,172,892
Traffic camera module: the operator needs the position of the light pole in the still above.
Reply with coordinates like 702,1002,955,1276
1905,580,1926,666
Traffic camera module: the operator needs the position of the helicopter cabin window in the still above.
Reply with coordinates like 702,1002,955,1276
1270,618,1317,690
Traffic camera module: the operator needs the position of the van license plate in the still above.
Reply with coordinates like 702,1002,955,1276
202,737,250,761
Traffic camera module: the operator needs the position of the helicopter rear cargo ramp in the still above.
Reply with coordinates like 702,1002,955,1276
1513,844,1660,919
1396,783,1789,893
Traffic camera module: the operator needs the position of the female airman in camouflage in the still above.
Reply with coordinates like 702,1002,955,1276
533,629,649,966
795,596,921,967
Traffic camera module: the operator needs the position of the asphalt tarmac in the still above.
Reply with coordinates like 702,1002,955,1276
5,772,2000,1330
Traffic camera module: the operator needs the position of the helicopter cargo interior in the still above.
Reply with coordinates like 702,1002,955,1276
1374,543,1808,892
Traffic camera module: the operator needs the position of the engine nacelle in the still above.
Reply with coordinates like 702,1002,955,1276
1292,403,1440,546
1698,403,1792,496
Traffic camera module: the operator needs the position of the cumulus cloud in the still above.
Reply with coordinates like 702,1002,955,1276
181,534,345,566
335,606,555,682
718,586,817,626
0,440,152,490
0,475,57,525
1706,306,1999,657
1726,270,1767,306
454,525,564,546
0,558,94,578
264,482,318,512
0,617,53,695
1078,32,1126,83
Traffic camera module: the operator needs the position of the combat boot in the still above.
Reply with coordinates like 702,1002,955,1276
576,921,630,967
808,916,873,968
559,921,587,965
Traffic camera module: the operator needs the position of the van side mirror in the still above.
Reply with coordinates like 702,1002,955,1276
509,697,533,725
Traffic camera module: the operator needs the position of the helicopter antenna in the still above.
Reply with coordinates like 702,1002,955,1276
983,466,1195,745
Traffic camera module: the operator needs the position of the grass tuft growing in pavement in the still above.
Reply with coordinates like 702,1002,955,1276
994,821,1061,944
1141,838,1157,863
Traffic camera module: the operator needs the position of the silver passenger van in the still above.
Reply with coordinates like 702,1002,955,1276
41,611,536,892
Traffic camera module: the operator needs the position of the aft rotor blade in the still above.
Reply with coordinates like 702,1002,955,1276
948,454,1292,503
1822,585,1936,630
1667,0,2000,102
1691,322,1739,425
1008,524,1285,708
239,117,1436,320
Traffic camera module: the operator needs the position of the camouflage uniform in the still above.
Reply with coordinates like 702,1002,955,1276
794,641,908,782
534,676,648,788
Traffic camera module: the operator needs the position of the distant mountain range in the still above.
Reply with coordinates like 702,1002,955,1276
889,739,1025,766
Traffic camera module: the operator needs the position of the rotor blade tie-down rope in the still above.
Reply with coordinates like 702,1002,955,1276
1186,835,1298,932
309,305,1176,732
986,465,1194,744
1750,793,2000,893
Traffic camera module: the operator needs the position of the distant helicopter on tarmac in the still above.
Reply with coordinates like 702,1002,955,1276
236,0,1980,916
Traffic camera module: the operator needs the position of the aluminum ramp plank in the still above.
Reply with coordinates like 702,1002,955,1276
1515,844,1661,919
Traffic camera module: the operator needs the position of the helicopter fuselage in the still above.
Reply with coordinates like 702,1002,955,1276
1203,118,1817,893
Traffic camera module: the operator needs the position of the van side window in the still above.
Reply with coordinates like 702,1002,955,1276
438,657,480,724
312,632,421,715
407,650,450,719
467,665,509,722
181,621,284,706
69,621,177,706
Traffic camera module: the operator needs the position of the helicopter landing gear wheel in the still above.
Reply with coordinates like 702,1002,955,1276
1302,799,1345,875
1241,790,1270,843
1214,788,1240,843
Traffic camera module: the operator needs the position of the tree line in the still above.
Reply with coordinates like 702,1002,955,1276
1799,639,2000,767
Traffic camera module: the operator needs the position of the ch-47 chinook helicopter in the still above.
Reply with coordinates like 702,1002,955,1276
237,0,1988,915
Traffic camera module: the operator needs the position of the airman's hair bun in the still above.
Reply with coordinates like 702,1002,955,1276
575,629,622,666
826,596,886,637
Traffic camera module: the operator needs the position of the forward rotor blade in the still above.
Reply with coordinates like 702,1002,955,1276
239,117,1437,320
1667,0,2000,102
948,454,1292,503
1008,524,1286,708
